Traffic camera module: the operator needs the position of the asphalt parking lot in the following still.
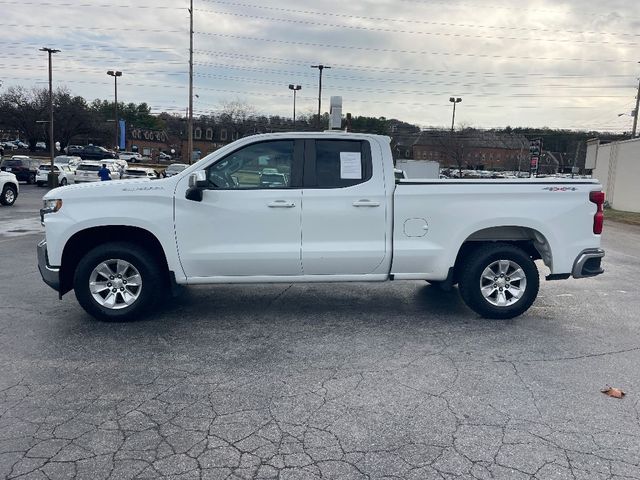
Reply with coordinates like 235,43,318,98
1,184,639,480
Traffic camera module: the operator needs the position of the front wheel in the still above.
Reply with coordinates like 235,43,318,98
60,177,68,186
1,185,17,206
73,242,164,321
458,243,539,319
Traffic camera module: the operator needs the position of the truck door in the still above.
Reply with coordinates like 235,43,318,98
175,139,304,278
301,139,388,275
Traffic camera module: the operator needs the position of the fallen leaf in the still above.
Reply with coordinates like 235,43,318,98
601,386,625,398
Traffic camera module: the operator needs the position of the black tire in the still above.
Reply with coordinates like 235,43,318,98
36,181,44,187
60,178,67,186
27,173,35,185
73,242,164,322
0,184,17,206
458,243,539,319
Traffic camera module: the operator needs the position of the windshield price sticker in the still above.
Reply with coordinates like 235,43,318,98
340,152,362,179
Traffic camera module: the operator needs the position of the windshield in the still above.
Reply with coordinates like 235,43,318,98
1,159,24,167
77,164,101,172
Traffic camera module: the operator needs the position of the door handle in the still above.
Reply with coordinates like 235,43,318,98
268,200,296,208
352,199,380,207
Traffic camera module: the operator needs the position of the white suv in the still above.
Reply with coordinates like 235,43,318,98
36,164,75,187
0,171,19,206
117,151,143,163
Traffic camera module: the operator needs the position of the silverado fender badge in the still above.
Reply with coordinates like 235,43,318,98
122,186,165,192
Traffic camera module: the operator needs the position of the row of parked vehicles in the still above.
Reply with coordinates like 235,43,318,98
0,153,189,192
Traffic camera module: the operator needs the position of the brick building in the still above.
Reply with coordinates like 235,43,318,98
411,130,529,171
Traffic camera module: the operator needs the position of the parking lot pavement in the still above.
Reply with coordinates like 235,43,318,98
1,187,639,479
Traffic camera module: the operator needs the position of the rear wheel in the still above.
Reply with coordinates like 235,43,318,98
60,177,68,186
1,184,17,206
27,173,36,185
458,243,539,319
73,242,164,321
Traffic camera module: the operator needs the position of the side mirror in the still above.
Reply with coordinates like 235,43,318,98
186,171,207,202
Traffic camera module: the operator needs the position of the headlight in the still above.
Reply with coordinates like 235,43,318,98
43,199,63,213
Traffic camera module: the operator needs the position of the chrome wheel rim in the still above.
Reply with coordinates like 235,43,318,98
4,189,15,203
89,259,142,310
480,259,527,307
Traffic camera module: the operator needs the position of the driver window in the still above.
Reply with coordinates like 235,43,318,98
206,140,294,189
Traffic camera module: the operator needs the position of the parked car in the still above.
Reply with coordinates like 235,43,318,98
1,141,18,151
38,132,605,322
74,161,119,183
158,152,172,162
53,155,82,170
164,163,188,177
117,151,143,163
64,145,84,156
36,164,75,187
35,141,47,151
80,145,117,160
0,156,39,184
122,167,157,179
0,171,19,206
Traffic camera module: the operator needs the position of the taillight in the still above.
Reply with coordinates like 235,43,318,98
590,191,605,234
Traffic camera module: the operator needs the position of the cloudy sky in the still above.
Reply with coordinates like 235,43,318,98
1,0,638,131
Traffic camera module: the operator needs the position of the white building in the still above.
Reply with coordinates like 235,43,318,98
586,137,640,213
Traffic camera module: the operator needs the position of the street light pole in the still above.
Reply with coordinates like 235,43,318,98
188,0,194,164
107,70,122,150
632,74,640,137
311,65,330,130
288,84,301,129
449,97,462,132
40,47,60,187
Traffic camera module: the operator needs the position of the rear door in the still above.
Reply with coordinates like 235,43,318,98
301,139,388,275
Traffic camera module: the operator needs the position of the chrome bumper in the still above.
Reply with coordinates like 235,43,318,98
572,248,605,279
37,240,60,293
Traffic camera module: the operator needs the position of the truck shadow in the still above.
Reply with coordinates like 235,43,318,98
154,282,476,327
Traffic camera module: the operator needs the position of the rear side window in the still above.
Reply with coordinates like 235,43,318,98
310,140,372,188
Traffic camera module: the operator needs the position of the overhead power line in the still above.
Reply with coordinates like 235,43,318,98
197,0,640,37
197,10,638,47
196,33,639,64
193,51,636,79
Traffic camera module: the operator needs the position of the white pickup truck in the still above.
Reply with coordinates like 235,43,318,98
38,132,605,321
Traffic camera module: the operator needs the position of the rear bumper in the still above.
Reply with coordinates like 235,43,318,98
37,240,61,293
572,248,605,279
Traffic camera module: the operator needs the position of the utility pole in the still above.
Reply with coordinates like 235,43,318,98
311,65,330,130
288,84,301,129
40,47,60,188
107,70,122,150
188,0,194,164
449,97,462,132
632,75,640,137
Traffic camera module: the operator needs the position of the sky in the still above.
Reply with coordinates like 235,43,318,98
0,0,639,132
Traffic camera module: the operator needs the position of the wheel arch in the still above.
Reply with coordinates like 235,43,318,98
59,225,169,296
452,225,552,283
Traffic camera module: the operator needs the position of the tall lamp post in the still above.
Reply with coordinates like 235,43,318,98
311,64,330,129
40,47,60,187
288,84,301,129
449,97,462,132
107,70,122,151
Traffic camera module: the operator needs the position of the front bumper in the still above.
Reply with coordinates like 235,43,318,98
37,240,61,293
572,248,605,279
